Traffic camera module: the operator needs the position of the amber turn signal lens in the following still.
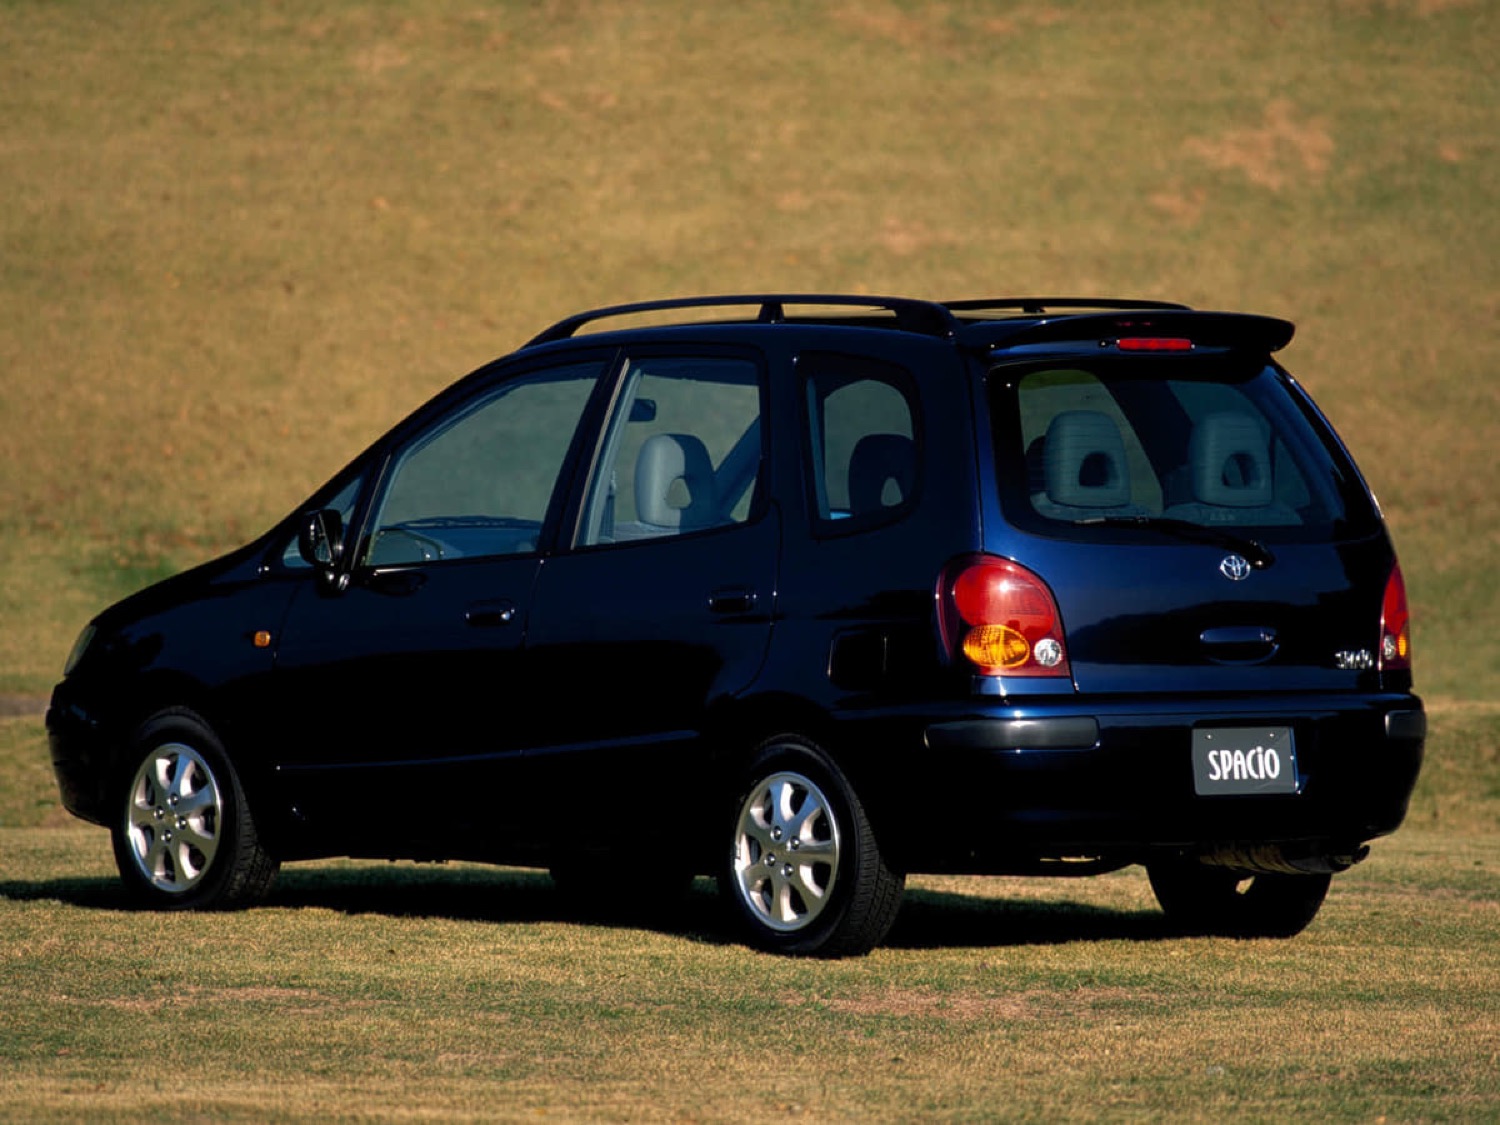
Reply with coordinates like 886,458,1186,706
962,624,1031,670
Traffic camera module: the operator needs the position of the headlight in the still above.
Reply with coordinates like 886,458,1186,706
63,624,96,676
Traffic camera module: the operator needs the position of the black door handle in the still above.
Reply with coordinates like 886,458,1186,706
708,588,758,615
465,601,517,628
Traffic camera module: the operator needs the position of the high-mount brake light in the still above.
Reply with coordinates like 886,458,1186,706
937,556,1070,678
1115,337,1194,352
1379,562,1412,673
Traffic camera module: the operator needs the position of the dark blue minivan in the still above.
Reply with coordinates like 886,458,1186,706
47,295,1425,955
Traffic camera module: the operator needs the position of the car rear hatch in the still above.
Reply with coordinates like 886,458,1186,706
979,318,1402,697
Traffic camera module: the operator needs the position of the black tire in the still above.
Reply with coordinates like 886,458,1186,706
720,736,903,957
111,708,279,910
1147,861,1331,938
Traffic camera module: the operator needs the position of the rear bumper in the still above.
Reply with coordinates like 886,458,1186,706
839,692,1425,873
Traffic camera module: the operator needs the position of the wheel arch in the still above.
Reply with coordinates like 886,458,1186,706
101,673,283,850
713,700,907,956
701,691,910,869
110,702,281,908
702,691,839,777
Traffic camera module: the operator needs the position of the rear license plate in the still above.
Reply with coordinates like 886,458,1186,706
1192,727,1298,795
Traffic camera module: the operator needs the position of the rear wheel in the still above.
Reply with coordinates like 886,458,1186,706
722,736,903,957
112,709,278,909
1147,861,1331,938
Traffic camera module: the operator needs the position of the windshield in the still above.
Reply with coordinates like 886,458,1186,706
989,357,1380,542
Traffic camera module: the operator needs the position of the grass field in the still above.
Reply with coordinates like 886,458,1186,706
2,0,1497,1119
1,738,1496,1121
2,0,1497,700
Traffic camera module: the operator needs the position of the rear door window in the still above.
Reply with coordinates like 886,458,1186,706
994,357,1378,540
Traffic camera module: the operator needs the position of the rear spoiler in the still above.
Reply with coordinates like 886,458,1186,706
956,310,1296,354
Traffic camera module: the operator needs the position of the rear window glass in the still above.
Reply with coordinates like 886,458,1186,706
990,358,1378,541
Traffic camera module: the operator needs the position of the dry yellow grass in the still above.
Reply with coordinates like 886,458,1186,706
3,1,1496,694
2,9,1497,1120
0,824,1495,1121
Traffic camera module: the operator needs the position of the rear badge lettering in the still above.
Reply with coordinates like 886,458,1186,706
1205,744,1283,782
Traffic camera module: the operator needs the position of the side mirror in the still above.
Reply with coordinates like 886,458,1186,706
297,509,348,592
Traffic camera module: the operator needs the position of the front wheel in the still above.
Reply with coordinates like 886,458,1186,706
112,708,279,910
1147,861,1331,938
721,737,903,957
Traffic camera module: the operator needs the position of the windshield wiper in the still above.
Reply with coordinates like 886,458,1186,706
1071,515,1276,569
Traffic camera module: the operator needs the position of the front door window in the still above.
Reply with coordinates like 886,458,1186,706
364,360,603,566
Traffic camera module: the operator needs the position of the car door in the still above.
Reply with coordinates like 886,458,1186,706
268,354,611,856
519,348,779,854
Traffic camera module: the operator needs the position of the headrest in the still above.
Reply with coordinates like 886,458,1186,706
848,433,916,515
635,433,716,529
1191,413,1273,507
1044,410,1132,509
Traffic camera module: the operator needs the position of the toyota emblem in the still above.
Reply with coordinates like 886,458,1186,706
1219,553,1252,581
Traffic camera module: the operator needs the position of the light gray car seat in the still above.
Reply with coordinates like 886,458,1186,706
616,432,720,538
1164,412,1299,526
1031,410,1145,520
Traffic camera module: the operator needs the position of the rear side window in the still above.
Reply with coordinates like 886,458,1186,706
994,358,1378,540
803,352,920,533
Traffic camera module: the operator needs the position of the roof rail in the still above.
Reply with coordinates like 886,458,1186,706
525,294,959,346
942,298,1193,316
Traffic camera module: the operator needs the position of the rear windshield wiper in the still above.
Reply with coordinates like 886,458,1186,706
1071,515,1276,569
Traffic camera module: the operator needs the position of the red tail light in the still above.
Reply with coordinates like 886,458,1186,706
937,555,1070,678
1379,562,1412,672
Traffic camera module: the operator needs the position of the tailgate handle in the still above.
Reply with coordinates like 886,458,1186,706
1199,625,1279,664
1201,626,1277,646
